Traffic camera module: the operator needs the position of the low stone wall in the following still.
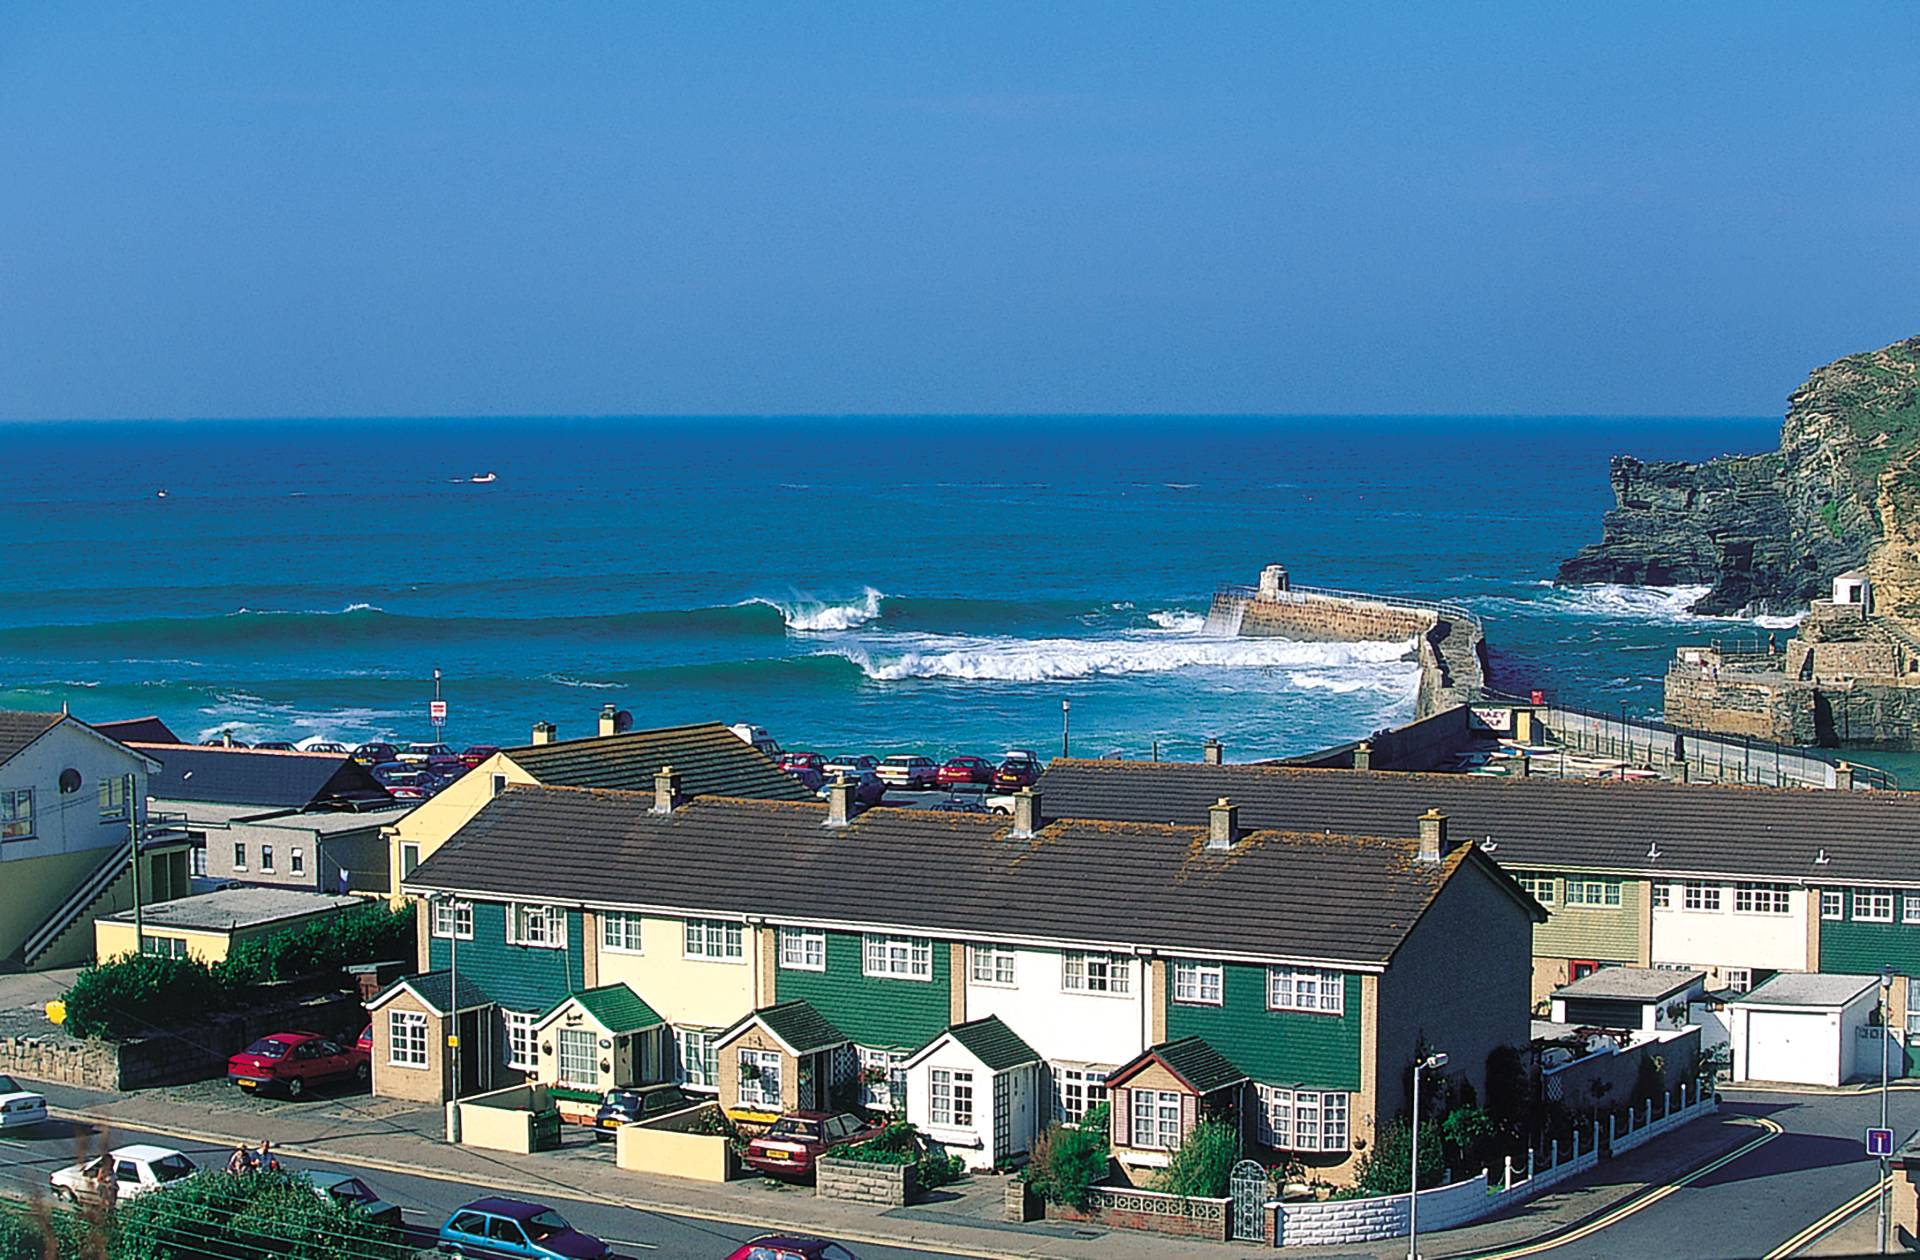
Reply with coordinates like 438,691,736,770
1040,1185,1229,1242
817,1157,917,1206
0,991,365,1092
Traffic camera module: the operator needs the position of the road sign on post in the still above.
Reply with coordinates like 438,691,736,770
1868,1126,1895,1157
429,699,448,726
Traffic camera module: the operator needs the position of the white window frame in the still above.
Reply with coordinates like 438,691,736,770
970,944,1016,986
1517,874,1555,906
1062,951,1131,995
857,1046,907,1111
930,1068,974,1128
1130,1088,1181,1150
1907,979,1920,1037
1267,967,1344,1015
1650,883,1671,911
1682,881,1723,913
387,1011,428,1068
260,844,274,872
502,1010,538,1071
684,918,746,962
1856,890,1895,923
1903,896,1920,926
779,928,826,971
738,1048,782,1108
1722,967,1753,994
290,847,305,876
1055,1066,1109,1124
1734,882,1791,915
1822,890,1844,920
1565,878,1623,908
232,842,246,871
1173,961,1224,1006
556,1028,598,1088
600,911,644,954
862,934,932,981
676,1028,719,1090
0,788,34,841
507,902,562,948
431,899,473,941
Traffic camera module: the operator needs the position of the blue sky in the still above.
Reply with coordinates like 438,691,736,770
1,3,1915,420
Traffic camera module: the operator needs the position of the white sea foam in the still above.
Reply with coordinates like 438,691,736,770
547,673,621,689
1147,610,1207,632
741,587,887,632
1505,583,1808,629
824,632,1417,684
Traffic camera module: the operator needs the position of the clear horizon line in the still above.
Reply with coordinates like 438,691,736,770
0,410,1780,424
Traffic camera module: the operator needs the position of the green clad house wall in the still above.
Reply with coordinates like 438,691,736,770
774,930,951,1051
1817,888,1920,977
427,902,584,1014
1164,964,1361,1090
1521,873,1640,963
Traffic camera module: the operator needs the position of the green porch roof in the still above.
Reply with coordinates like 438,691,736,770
938,1016,1041,1072
722,999,848,1055
540,983,663,1035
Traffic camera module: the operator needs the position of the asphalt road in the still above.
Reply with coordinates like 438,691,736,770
1481,1088,1920,1260
0,1112,972,1260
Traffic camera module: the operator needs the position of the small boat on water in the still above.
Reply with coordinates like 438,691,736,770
155,489,168,499
469,472,498,484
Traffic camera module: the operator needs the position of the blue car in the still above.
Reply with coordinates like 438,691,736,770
436,1198,611,1259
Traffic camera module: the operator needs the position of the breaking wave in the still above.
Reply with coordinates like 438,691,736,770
1492,582,1809,629
740,587,887,632
1147,610,1207,632
821,632,1417,684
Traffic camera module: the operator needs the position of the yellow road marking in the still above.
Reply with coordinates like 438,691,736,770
1763,1180,1881,1259
1466,1116,1784,1260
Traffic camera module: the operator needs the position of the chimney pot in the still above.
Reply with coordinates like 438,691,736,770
1207,797,1239,850
1202,739,1224,766
1011,788,1042,839
1835,761,1854,791
825,776,855,828
598,704,619,738
1417,808,1448,863
530,721,557,746
652,765,684,815
1353,740,1373,771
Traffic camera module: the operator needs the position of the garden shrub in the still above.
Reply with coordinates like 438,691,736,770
1024,1105,1111,1209
113,1170,411,1260
1349,1117,1448,1197
1155,1117,1240,1198
836,1120,966,1189
62,952,226,1040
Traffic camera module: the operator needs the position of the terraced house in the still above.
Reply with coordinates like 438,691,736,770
1037,758,1920,1071
394,777,1539,1183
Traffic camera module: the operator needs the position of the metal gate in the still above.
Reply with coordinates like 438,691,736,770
1229,1158,1267,1242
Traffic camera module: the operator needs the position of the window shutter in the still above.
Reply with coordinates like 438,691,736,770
1181,1092,1198,1142
1114,1087,1131,1146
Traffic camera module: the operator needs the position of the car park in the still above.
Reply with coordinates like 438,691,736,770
352,742,399,767
876,754,937,789
307,1171,403,1226
723,1237,861,1260
742,1111,883,1180
227,1031,368,1097
0,1075,47,1129
936,755,995,788
437,1197,612,1259
50,1145,195,1205
592,1083,695,1139
814,768,886,807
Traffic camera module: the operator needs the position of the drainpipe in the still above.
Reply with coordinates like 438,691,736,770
747,916,766,1009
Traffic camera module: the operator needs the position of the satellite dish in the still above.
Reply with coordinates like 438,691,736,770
614,710,635,734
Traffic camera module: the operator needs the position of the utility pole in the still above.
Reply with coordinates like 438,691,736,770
1061,698,1071,758
126,772,142,952
1881,965,1892,1254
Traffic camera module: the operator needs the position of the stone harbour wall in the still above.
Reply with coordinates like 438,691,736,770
1234,592,1435,644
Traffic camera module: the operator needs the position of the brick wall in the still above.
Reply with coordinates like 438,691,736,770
1040,1186,1230,1242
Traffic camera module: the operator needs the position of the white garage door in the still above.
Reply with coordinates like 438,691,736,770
1746,1010,1832,1084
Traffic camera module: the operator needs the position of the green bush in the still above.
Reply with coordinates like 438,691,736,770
113,1170,410,1260
1439,1105,1497,1175
1155,1117,1240,1198
217,902,414,988
63,952,226,1040
1349,1117,1447,1197
1024,1107,1111,1209
836,1120,966,1190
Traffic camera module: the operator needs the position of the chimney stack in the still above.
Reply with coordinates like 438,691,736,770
1012,788,1042,840
1203,739,1224,766
1353,741,1373,771
825,776,855,828
530,721,557,746
599,704,619,738
652,765,684,815
1207,797,1239,850
1835,761,1854,791
1417,808,1449,863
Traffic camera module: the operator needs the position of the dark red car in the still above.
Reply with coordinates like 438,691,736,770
723,1236,860,1260
936,756,995,788
992,755,1041,791
741,1112,881,1180
779,753,827,791
226,1031,368,1098
458,744,500,769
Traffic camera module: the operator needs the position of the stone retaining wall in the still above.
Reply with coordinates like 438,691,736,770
817,1157,917,1206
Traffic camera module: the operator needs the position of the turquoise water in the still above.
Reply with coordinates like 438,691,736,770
0,417,1791,761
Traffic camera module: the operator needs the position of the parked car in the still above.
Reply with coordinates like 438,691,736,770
227,1030,369,1097
742,1111,883,1180
253,740,297,751
371,762,433,801
352,742,399,766
875,754,938,790
936,756,995,788
0,1075,47,1130
436,1197,611,1259
778,753,826,791
729,723,782,758
928,796,990,814
50,1145,195,1205
723,1237,860,1260
307,1171,403,1226
459,744,501,769
592,1083,694,1140
201,738,251,748
822,754,878,777
400,741,457,768
992,755,1041,791
356,1024,372,1056
814,769,886,807
304,741,349,754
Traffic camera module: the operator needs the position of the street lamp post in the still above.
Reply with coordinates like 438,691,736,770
1881,965,1893,1254
1061,698,1070,758
1408,1051,1448,1260
433,891,463,1143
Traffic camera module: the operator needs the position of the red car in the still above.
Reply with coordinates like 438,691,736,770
226,1031,368,1098
936,756,995,788
779,753,827,791
742,1112,881,1180
724,1236,860,1260
458,744,500,769
992,755,1041,791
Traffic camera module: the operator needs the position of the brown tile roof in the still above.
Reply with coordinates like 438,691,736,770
0,711,63,768
505,722,810,800
405,785,1505,967
1036,758,1920,886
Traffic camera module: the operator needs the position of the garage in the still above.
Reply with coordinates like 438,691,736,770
1729,973,1881,1088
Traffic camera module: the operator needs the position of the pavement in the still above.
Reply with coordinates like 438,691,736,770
0,1073,1805,1260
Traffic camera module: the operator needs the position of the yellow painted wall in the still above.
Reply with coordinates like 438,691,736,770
616,1119,738,1181
386,753,539,902
592,917,759,1028
94,921,231,963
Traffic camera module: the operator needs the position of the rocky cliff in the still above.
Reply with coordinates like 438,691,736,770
1559,336,1920,617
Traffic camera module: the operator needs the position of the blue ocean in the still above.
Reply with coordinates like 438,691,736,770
0,417,1792,763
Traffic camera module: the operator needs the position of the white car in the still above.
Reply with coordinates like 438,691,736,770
50,1144,196,1204
0,1075,47,1130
